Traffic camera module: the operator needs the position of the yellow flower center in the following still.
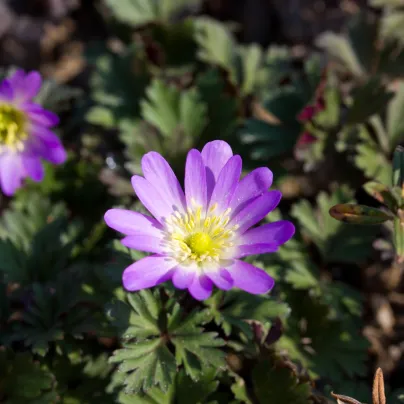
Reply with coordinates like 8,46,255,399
164,202,239,266
0,104,28,151
186,232,212,255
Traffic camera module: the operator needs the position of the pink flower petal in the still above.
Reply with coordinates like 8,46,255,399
122,255,176,291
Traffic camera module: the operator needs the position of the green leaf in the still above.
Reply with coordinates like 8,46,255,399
196,69,238,140
169,306,226,380
206,290,290,338
370,0,404,5
194,18,264,96
351,125,392,185
0,193,67,251
387,83,404,147
316,12,378,77
278,290,369,384
194,17,234,73
108,291,226,393
329,203,393,224
363,181,399,212
11,274,97,355
141,79,207,141
88,44,149,120
0,240,28,284
291,187,379,262
85,106,116,128
381,11,404,44
346,77,394,125
252,360,312,404
104,0,201,27
0,350,56,402
110,340,176,393
238,44,263,95
34,79,81,114
316,32,364,77
176,368,219,404
393,145,404,196
104,0,156,27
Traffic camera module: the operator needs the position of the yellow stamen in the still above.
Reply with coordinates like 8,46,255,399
0,104,28,151
164,203,237,266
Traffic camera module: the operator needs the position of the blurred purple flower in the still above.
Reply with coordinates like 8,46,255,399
105,140,295,301
0,69,66,196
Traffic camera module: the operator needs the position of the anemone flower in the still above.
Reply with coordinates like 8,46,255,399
105,141,295,300
0,69,66,196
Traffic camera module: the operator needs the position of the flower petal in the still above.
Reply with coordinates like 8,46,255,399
42,145,67,164
142,151,186,213
121,235,165,254
230,167,273,217
0,80,14,101
23,71,42,99
0,153,24,196
234,244,279,258
30,126,62,147
8,70,42,104
188,274,213,300
24,104,59,127
226,260,274,294
185,149,207,209
131,176,175,224
240,220,295,246
104,209,163,236
122,255,176,291
209,155,242,212
230,191,282,234
205,268,233,290
201,140,233,200
22,156,44,182
172,265,195,289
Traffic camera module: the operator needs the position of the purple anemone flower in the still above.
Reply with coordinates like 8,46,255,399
104,141,295,300
0,69,66,196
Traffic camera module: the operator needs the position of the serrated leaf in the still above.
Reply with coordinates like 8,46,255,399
206,290,290,338
0,350,56,401
238,44,263,95
11,273,96,355
194,17,234,73
110,341,176,393
316,32,363,77
176,368,219,404
0,193,67,251
141,79,207,141
355,139,392,186
278,290,369,384
108,293,225,392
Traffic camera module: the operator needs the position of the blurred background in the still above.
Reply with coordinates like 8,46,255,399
0,0,367,80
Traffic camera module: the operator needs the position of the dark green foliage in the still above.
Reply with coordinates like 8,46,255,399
107,290,225,393
291,187,379,263
0,350,58,403
3,1,404,403
252,360,312,404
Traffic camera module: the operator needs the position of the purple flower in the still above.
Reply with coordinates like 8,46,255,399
104,141,295,300
0,69,66,196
